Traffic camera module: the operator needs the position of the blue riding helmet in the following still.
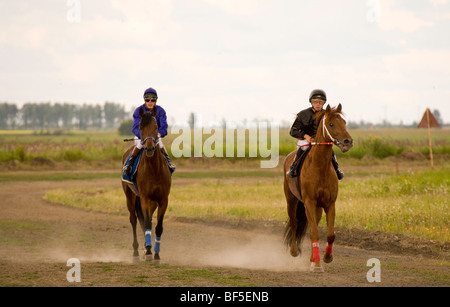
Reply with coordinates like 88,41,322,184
143,87,158,98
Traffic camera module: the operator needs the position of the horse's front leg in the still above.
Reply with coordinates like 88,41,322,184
125,189,139,260
141,199,153,260
305,202,324,273
154,198,168,260
323,203,336,264
130,212,139,258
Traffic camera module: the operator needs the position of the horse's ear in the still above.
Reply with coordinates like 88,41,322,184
326,104,331,113
336,103,342,113
139,107,145,118
151,106,157,117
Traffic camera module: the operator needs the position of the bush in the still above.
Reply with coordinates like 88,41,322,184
63,149,87,162
118,119,133,136
343,136,404,159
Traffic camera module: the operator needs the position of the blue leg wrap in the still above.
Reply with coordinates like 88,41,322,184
145,229,152,247
154,236,161,254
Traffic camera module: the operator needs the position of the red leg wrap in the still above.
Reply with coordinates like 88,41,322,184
312,241,320,262
325,243,333,255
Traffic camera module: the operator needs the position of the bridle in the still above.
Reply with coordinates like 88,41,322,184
140,115,160,151
141,136,155,147
297,115,340,148
321,115,341,146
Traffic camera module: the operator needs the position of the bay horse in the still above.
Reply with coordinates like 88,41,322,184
283,104,353,272
121,107,172,261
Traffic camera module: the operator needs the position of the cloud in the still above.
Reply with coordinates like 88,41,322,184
378,0,434,33
0,1,449,124
428,0,449,7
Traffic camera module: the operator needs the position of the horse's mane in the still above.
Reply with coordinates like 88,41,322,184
139,110,157,130
315,106,345,126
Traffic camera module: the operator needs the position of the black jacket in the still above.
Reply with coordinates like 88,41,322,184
289,107,318,139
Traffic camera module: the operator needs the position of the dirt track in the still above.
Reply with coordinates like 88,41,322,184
0,177,449,287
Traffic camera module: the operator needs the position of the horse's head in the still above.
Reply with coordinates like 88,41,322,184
139,107,158,157
317,104,353,152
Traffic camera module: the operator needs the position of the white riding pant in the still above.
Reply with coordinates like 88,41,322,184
135,136,164,150
296,139,310,151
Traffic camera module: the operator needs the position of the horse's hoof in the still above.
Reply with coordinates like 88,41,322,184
144,253,153,261
290,248,300,257
310,262,324,273
154,253,160,261
323,254,333,264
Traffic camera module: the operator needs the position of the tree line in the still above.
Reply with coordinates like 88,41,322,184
0,102,127,130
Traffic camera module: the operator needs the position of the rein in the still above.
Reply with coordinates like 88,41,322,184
141,136,161,149
141,136,156,145
296,114,340,148
298,142,334,148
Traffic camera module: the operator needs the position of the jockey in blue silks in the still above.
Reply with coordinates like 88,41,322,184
123,87,176,176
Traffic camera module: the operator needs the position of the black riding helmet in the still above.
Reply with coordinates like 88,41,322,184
309,89,327,102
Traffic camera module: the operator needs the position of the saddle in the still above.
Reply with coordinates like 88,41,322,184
121,149,144,196
292,147,311,200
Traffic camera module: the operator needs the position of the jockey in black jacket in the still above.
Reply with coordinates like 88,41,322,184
286,89,344,179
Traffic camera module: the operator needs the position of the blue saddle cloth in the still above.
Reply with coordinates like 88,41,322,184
121,150,143,196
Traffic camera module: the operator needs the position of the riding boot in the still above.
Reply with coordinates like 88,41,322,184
286,149,303,178
161,147,176,174
331,151,344,180
123,147,140,176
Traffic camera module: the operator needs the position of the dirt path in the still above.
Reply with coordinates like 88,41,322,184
0,178,448,287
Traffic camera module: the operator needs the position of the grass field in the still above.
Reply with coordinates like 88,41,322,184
1,128,449,163
42,166,450,242
1,129,449,243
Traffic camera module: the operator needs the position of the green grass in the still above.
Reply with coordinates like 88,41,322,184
43,167,450,242
167,268,257,286
0,171,119,182
1,128,449,163
337,168,449,240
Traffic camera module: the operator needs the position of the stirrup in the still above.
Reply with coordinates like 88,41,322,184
124,155,137,176
286,167,298,178
123,164,132,176
168,163,176,174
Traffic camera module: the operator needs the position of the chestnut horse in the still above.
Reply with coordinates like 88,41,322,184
121,107,172,260
283,104,353,272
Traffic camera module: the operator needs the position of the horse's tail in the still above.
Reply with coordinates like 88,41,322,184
135,196,145,230
284,200,308,252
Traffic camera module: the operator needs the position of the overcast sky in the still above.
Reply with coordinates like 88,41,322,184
1,0,449,126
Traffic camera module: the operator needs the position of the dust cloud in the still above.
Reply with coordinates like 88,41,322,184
164,230,312,272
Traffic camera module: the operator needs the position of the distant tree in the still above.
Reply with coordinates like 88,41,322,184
0,103,18,129
433,109,443,126
104,102,126,129
118,119,133,136
188,112,195,130
60,103,75,129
